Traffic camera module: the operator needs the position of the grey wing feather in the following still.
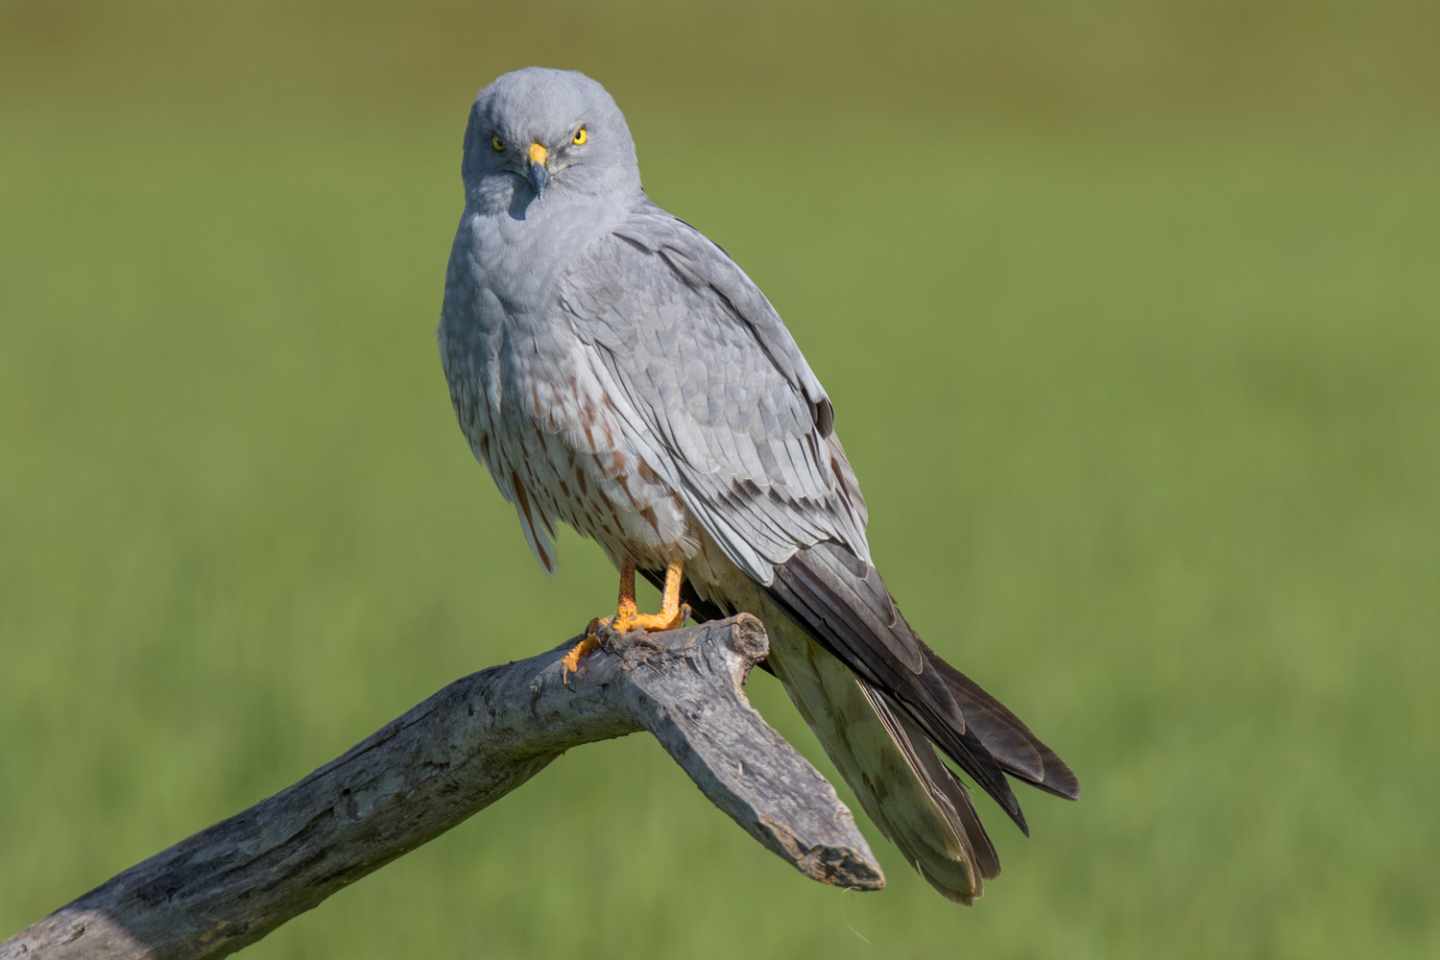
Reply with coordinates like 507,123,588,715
617,216,835,436
557,201,867,583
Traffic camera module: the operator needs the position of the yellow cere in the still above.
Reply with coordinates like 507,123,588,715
528,142,549,166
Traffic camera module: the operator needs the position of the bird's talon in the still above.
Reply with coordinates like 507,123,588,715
561,627,602,687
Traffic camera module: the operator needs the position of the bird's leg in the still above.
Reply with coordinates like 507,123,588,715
616,559,688,632
610,560,640,631
561,559,690,683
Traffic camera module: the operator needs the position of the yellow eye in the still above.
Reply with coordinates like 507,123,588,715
490,135,505,153
572,126,588,146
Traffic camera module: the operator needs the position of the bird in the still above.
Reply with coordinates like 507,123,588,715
438,66,1078,904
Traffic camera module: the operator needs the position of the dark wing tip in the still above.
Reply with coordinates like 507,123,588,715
1041,759,1082,801
921,648,1081,802
767,544,1033,834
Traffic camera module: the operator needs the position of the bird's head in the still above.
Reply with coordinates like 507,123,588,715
462,67,641,210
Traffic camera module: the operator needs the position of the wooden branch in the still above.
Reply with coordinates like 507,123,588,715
1,615,883,960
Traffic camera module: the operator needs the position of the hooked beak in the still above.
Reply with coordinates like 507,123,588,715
527,142,549,196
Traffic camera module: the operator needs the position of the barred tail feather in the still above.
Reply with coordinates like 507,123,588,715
761,608,994,903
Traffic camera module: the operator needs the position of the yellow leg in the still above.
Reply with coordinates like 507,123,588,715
561,559,689,683
615,559,686,633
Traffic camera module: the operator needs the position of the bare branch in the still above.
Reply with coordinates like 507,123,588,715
1,615,883,960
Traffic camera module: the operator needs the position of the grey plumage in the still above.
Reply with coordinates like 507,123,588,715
439,67,1077,904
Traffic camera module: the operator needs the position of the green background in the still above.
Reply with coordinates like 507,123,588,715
3,2,1437,956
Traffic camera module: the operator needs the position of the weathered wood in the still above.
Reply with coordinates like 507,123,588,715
1,615,883,960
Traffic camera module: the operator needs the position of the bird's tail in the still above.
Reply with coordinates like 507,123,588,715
653,544,1078,903
758,603,997,902
760,543,1079,902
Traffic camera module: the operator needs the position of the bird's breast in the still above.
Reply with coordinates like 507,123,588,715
495,333,700,568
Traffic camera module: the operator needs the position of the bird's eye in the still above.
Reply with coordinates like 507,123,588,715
572,126,588,146
490,135,505,153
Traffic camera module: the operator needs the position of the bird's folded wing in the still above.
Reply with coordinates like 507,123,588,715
556,201,869,584
567,202,1080,835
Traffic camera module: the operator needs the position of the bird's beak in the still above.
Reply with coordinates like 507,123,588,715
527,142,549,196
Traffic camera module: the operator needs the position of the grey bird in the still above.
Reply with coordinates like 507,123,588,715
438,67,1078,903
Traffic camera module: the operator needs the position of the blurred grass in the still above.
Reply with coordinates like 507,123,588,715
2,2,1438,957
